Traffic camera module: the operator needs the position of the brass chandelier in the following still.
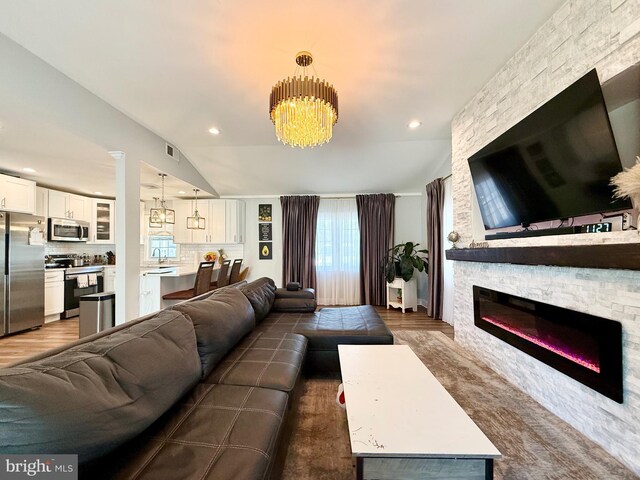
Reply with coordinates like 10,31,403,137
269,51,338,148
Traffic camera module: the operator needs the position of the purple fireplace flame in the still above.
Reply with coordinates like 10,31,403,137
473,286,622,403
481,315,600,372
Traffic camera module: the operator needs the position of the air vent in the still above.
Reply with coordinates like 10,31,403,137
141,183,160,190
166,143,180,162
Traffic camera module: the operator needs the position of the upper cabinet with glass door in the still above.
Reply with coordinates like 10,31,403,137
89,198,115,244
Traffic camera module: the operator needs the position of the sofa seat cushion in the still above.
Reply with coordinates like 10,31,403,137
202,332,307,393
89,384,288,480
257,305,393,351
254,311,317,335
0,309,201,463
173,288,255,377
238,277,276,323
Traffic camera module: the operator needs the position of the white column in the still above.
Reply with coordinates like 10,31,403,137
110,151,140,325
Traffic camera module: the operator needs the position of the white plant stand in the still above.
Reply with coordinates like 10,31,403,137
386,277,418,313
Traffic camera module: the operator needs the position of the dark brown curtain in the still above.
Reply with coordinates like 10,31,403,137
281,195,320,289
426,178,444,319
356,194,395,305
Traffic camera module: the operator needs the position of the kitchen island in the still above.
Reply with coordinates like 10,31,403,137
140,266,220,315
103,266,220,317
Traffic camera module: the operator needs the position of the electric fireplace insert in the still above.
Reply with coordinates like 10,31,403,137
473,286,623,403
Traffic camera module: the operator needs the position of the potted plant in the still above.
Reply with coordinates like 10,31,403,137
383,242,428,283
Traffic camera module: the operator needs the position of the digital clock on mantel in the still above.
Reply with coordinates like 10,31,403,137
580,222,612,233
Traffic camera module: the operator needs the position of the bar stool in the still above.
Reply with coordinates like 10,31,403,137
163,262,215,301
228,259,243,285
210,259,231,290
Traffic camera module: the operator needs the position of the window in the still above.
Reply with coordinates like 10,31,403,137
315,199,360,305
148,236,179,260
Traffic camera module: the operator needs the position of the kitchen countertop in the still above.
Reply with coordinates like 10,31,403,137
140,266,203,277
103,265,217,277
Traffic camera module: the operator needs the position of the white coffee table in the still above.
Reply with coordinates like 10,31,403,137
338,344,501,480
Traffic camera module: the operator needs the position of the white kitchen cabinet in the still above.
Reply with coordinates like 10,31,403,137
172,199,245,245
47,190,67,218
209,200,227,243
35,186,48,217
0,173,36,214
171,200,193,244
172,199,217,244
48,190,91,221
89,198,115,244
104,266,116,292
68,194,89,221
139,274,161,316
190,200,209,244
44,270,64,318
225,199,245,243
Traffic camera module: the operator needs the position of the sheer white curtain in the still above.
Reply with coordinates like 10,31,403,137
315,198,360,305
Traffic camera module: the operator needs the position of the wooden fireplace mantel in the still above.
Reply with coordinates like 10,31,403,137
445,243,640,271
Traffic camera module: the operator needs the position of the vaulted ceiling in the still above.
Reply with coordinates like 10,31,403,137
0,0,564,196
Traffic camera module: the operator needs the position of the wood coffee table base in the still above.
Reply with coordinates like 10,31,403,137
356,457,494,480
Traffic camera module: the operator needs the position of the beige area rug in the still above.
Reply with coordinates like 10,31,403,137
281,330,638,480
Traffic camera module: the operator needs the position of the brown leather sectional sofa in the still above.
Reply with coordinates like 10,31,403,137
0,277,393,479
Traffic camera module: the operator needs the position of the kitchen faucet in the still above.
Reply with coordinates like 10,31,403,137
151,248,168,265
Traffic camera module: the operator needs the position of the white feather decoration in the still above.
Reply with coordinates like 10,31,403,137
611,156,640,210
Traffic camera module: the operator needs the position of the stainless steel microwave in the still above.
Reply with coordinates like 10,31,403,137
48,218,90,242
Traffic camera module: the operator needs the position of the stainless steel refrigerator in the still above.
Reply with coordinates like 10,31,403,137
1,212,45,336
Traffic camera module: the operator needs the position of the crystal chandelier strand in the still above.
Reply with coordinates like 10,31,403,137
269,52,338,149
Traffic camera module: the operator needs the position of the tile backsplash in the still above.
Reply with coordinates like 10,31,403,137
44,242,115,260
142,243,245,267
45,241,244,267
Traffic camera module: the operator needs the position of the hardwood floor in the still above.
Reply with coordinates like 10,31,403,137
0,319,79,368
0,306,453,368
374,305,454,339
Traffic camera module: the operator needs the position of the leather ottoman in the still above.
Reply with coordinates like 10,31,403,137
273,287,317,313
256,305,394,374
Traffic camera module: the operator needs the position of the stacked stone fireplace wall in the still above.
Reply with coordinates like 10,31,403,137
451,0,640,473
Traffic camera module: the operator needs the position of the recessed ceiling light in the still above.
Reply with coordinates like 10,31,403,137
178,190,186,194
22,167,36,173
208,127,221,135
94,191,103,195
408,120,422,129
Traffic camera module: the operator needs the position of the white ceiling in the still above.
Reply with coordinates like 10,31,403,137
0,0,564,196
0,112,203,200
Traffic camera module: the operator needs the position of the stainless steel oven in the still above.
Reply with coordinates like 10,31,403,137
62,266,104,318
48,218,89,242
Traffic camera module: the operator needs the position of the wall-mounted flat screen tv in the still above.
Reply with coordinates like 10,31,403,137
468,69,632,230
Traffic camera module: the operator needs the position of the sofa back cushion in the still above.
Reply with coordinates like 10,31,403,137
173,288,255,376
239,277,276,323
0,310,201,463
